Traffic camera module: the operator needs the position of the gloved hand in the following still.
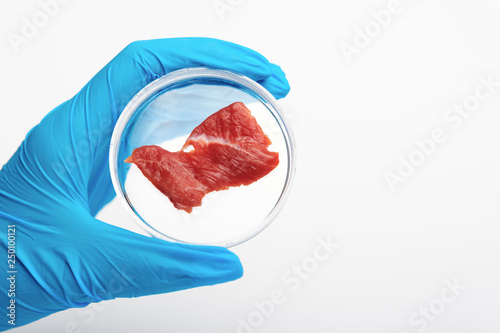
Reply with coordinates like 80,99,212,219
0,38,290,330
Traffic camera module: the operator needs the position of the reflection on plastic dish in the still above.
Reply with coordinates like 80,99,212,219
109,68,295,247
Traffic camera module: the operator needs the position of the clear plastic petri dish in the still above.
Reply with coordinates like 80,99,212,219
109,67,295,247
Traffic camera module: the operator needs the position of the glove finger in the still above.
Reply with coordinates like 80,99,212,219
120,38,290,100
121,37,274,83
77,219,243,301
256,63,291,100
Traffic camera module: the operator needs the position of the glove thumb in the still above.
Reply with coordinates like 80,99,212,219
78,218,243,301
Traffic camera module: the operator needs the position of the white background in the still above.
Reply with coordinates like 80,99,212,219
2,0,500,332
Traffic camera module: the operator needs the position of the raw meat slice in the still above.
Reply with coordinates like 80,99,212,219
125,102,279,213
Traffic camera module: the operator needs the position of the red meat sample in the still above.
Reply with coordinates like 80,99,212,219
125,102,279,213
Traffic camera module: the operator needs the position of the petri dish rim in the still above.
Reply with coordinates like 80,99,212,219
109,67,296,247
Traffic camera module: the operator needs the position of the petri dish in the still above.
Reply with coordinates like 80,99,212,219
109,67,295,247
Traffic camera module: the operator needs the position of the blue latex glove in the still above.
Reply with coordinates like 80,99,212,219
0,38,290,330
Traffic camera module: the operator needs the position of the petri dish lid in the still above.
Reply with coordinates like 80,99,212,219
109,67,296,247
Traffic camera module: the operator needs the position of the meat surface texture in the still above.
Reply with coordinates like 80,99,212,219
125,102,280,213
